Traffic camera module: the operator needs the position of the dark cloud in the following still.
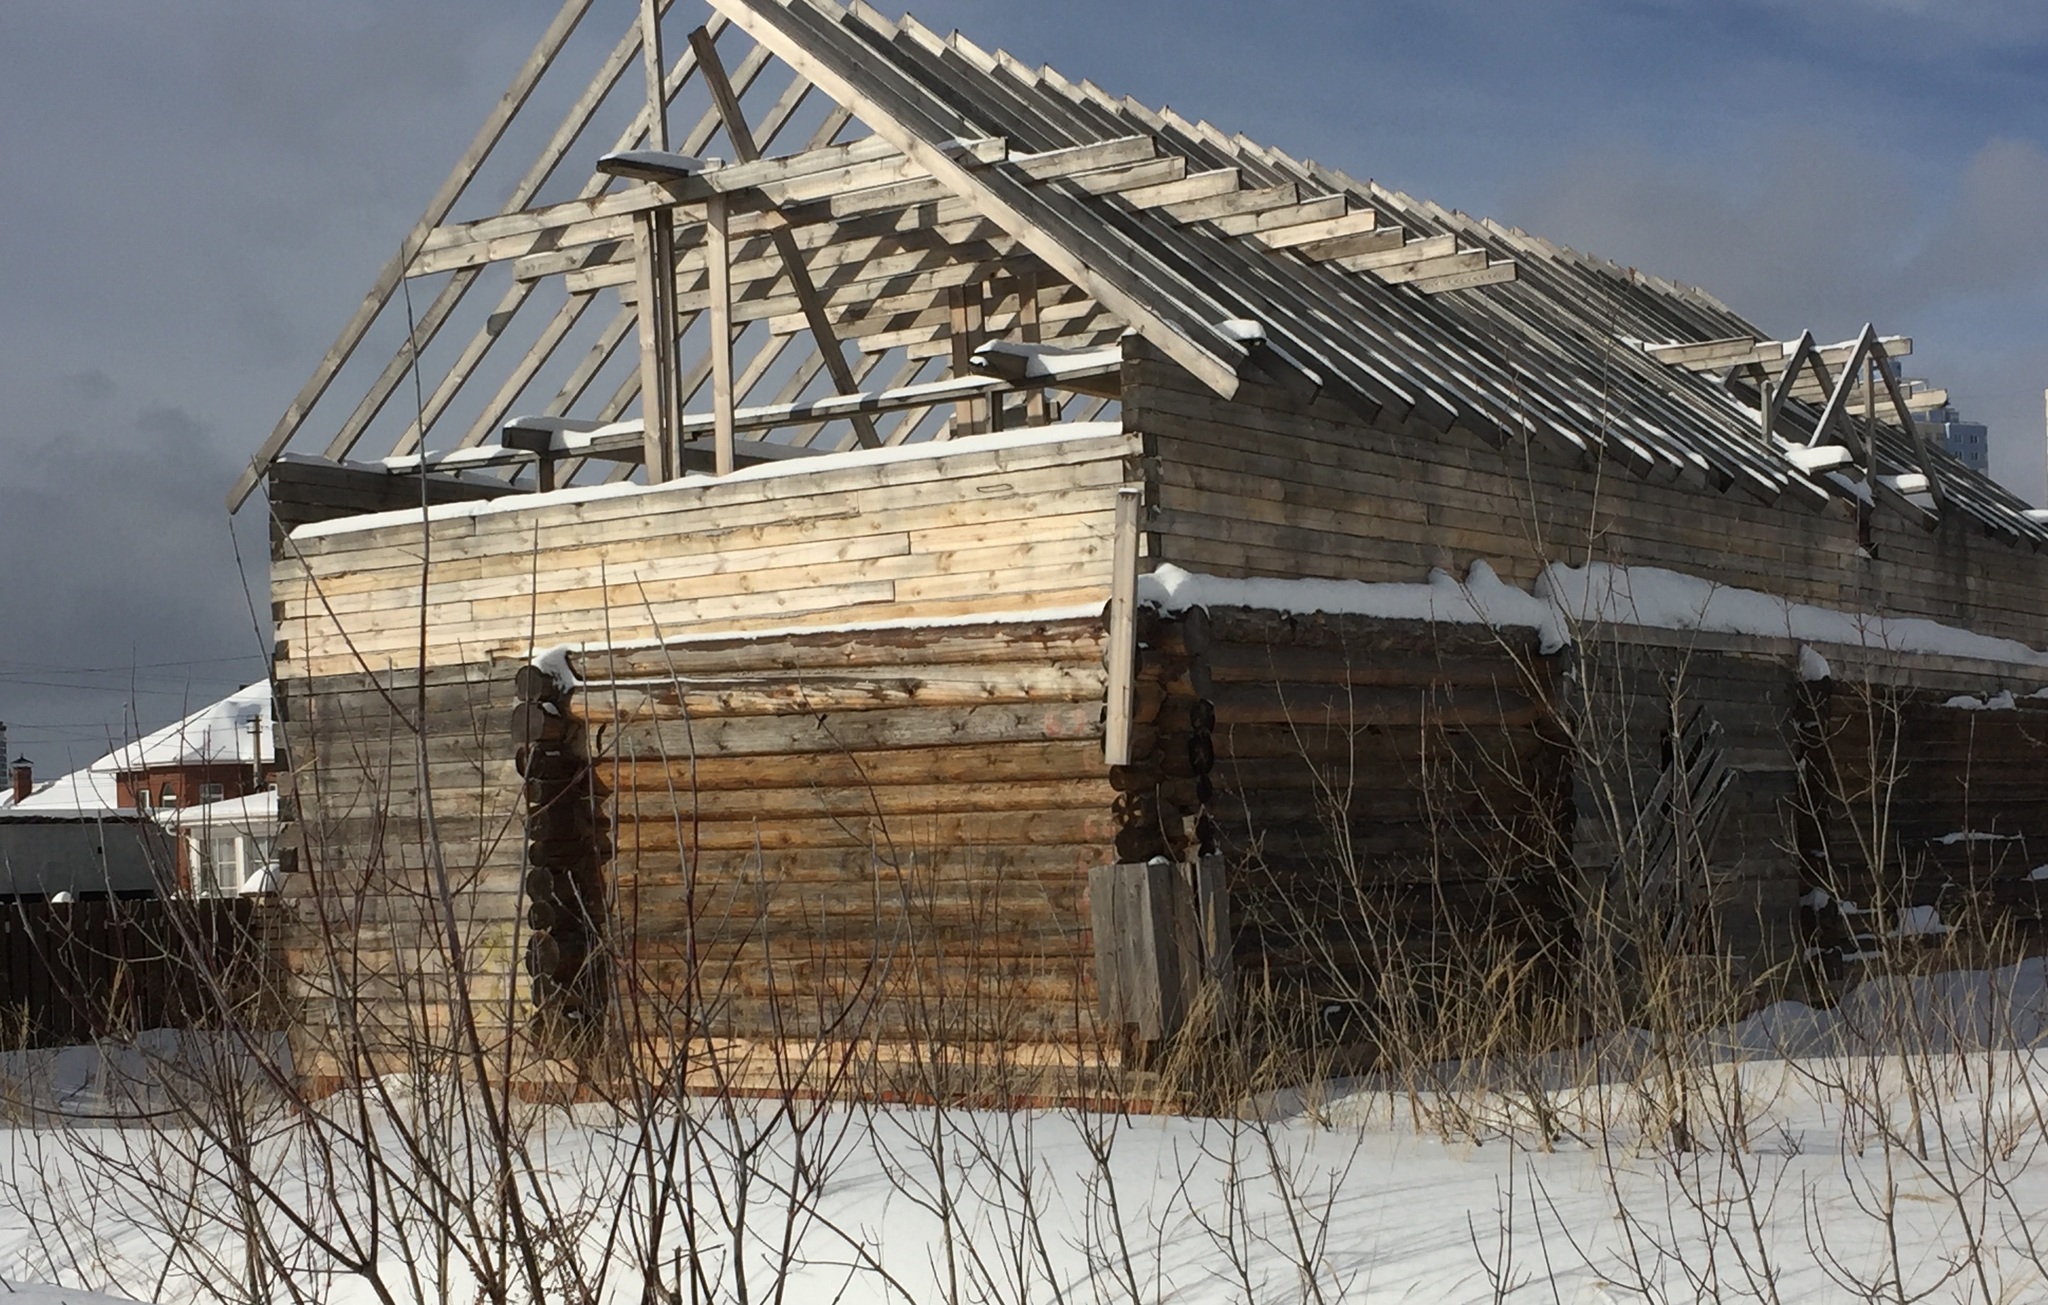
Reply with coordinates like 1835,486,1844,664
2,0,2046,763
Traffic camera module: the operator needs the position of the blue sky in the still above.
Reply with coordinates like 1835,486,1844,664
2,0,2045,764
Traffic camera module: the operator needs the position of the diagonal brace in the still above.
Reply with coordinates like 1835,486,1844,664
689,25,881,449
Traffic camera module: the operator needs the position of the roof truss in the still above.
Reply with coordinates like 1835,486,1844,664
230,0,2046,554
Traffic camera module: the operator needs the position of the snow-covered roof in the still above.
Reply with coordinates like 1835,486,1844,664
99,682,274,773
157,788,278,830
0,766,124,818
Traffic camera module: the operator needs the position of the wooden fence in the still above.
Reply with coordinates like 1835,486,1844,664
0,898,282,1048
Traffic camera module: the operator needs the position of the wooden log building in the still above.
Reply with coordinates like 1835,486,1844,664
240,0,2048,1088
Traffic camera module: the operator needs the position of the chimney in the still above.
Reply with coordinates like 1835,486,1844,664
10,756,31,804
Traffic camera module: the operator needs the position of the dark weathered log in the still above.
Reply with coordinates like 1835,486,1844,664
528,836,610,866
527,931,587,981
517,745,581,780
510,702,566,746
513,664,563,704
1154,697,1216,734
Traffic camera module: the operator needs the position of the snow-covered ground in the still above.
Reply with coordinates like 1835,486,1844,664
3,968,2048,1303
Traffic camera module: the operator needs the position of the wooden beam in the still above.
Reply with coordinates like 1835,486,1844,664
1161,182,1299,226
1869,336,1949,513
707,192,736,476
1209,193,1345,237
1255,208,1378,251
1018,271,1048,424
528,146,1168,294
1415,261,1517,294
1375,248,1486,285
1763,330,1818,445
553,370,1018,460
1104,485,1141,767
704,0,1247,399
328,7,672,465
1117,168,1239,210
690,25,880,450
409,138,916,277
634,210,683,480
639,0,670,149
226,0,596,510
1645,336,1770,369
1335,232,1455,273
948,283,987,437
1808,323,1875,463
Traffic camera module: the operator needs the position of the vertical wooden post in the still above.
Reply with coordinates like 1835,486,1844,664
948,284,986,438
1018,271,1048,426
1104,484,1142,766
689,24,881,450
707,192,736,476
633,211,680,481
638,0,670,152
635,0,678,481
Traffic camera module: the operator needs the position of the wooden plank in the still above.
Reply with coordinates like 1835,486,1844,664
1374,248,1486,285
1256,208,1378,251
1644,336,1768,369
1415,261,1518,294
1162,182,1299,226
1335,233,1455,273
634,209,683,480
1008,135,1157,181
1208,193,1346,237
1288,227,1403,262
948,283,987,437
1117,168,1239,210
638,0,670,148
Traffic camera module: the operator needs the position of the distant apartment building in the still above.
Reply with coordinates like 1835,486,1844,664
1918,402,1991,475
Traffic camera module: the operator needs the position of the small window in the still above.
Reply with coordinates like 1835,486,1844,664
159,784,177,809
135,789,151,810
199,783,224,804
209,836,238,895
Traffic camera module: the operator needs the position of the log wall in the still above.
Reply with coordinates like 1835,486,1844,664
1113,605,1578,1040
1799,685,2048,973
275,661,529,1078
271,431,1134,1078
1124,340,2048,646
560,618,1118,1060
272,426,1137,683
